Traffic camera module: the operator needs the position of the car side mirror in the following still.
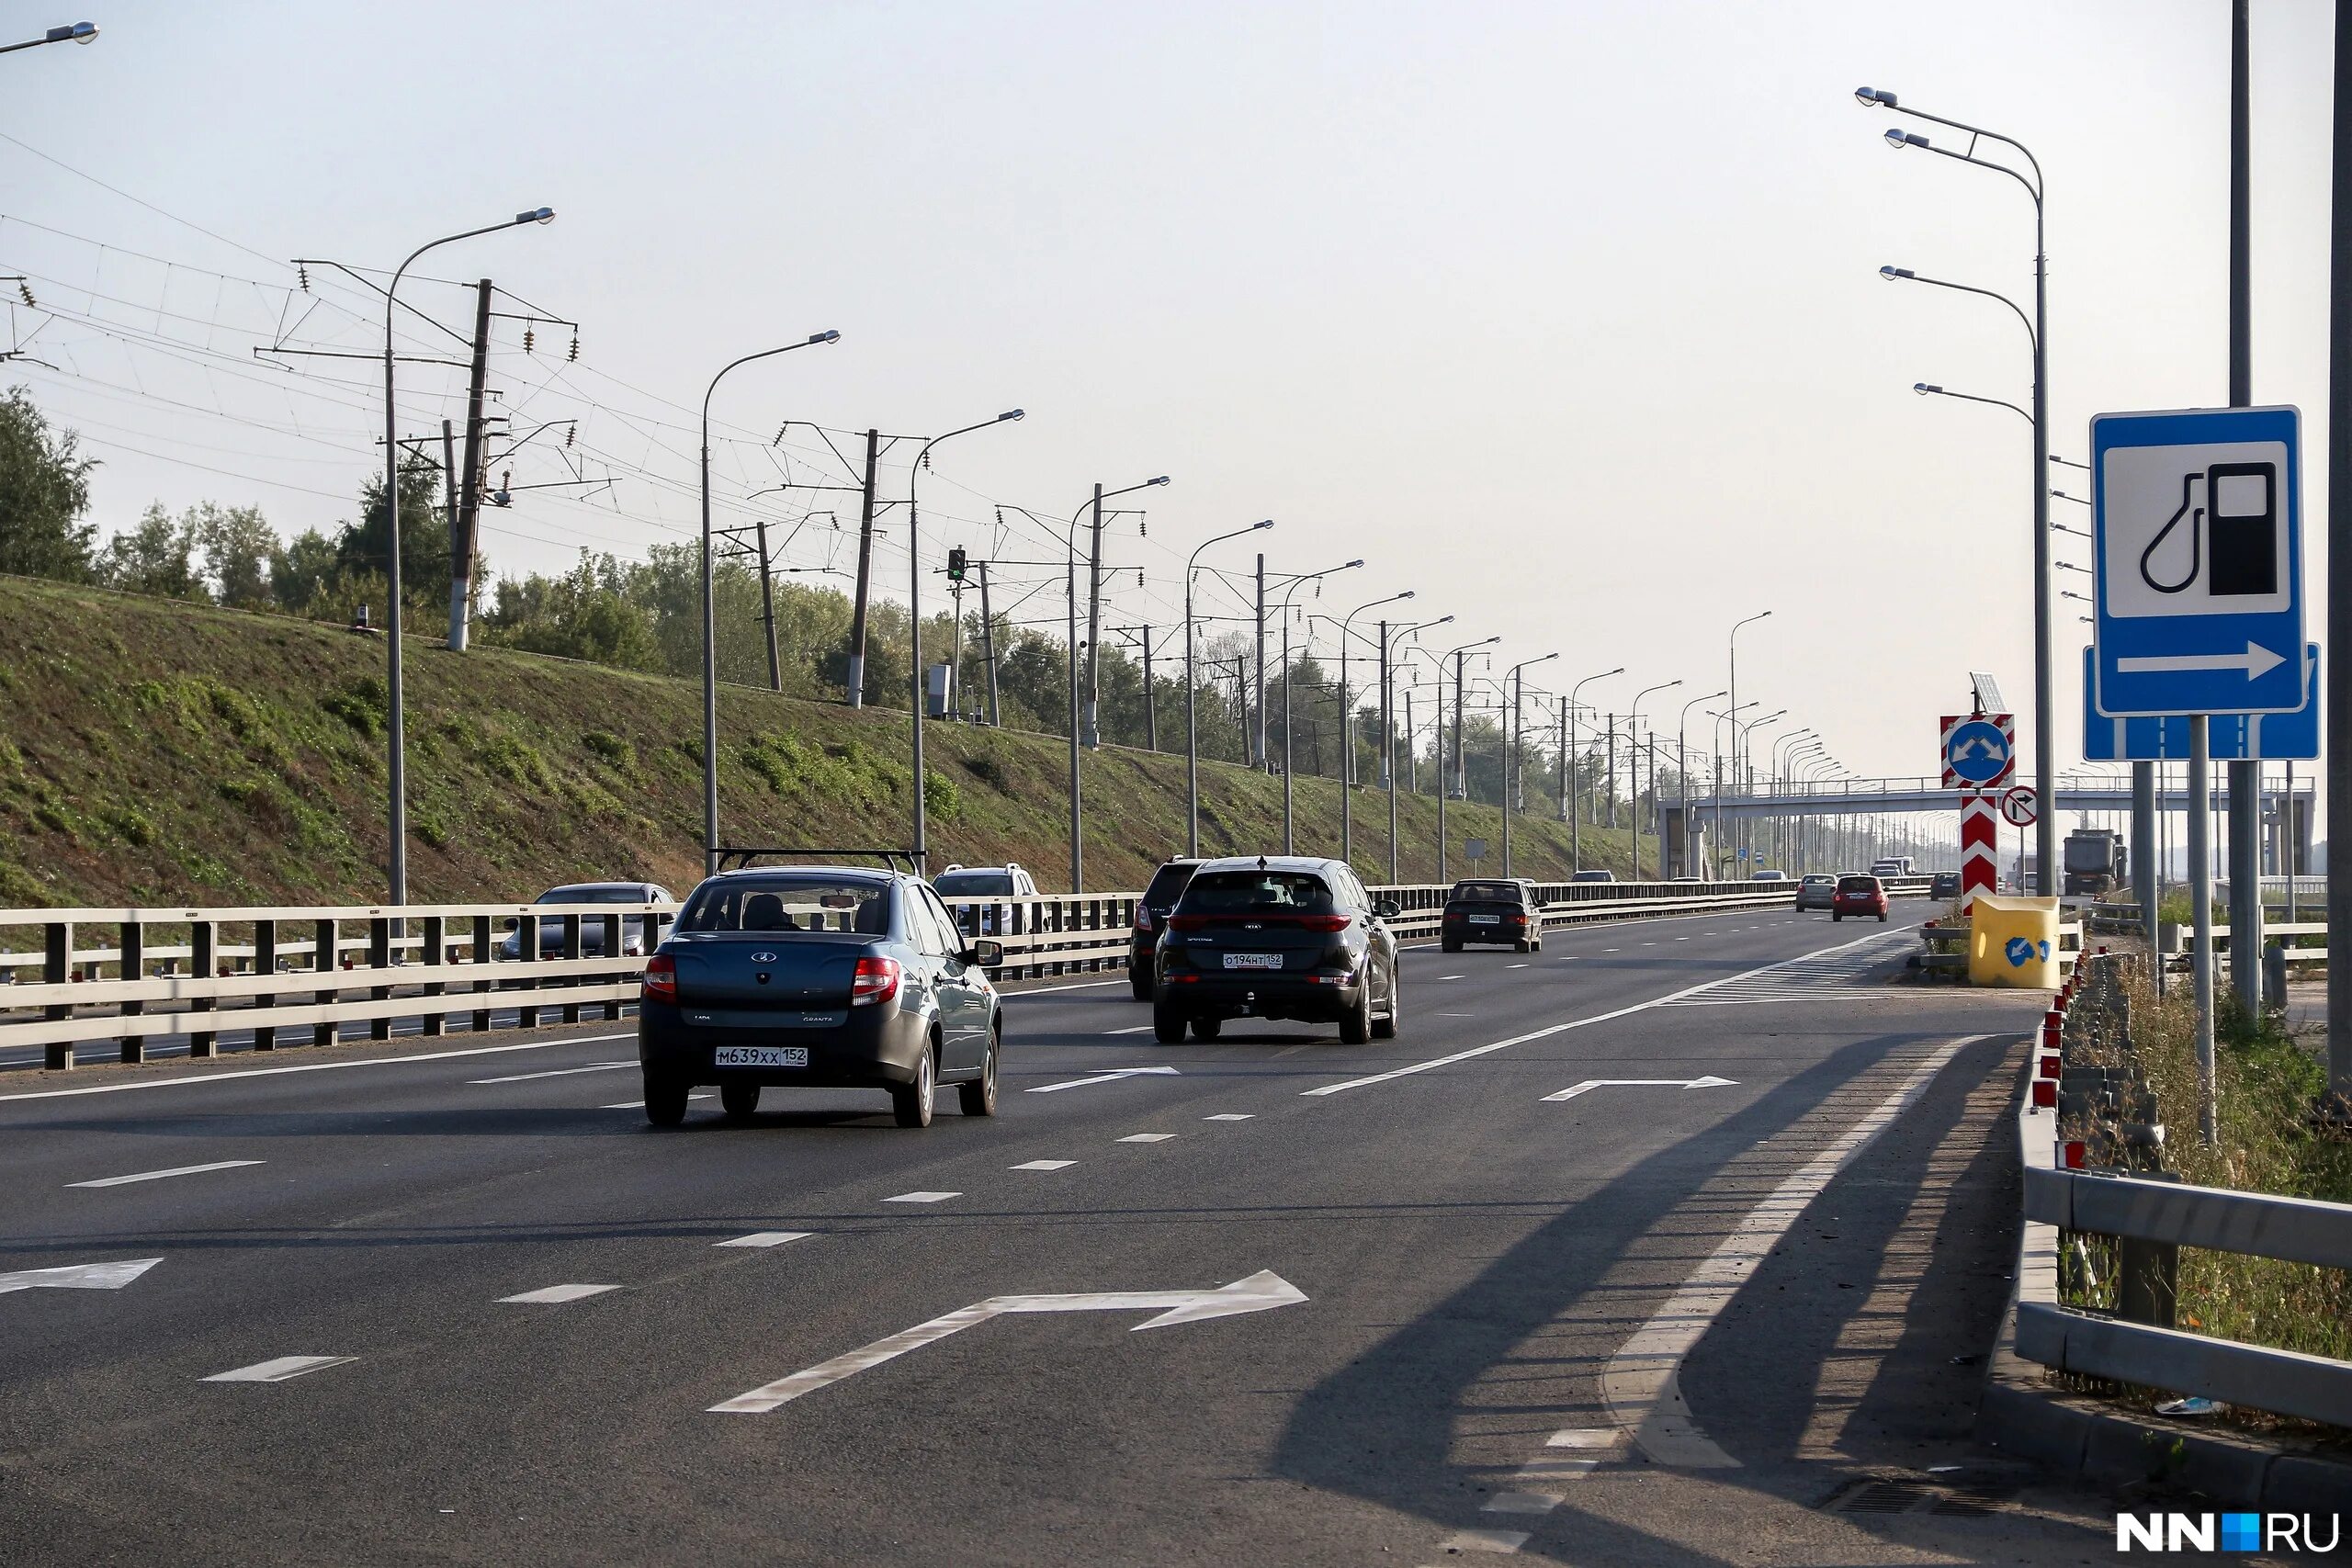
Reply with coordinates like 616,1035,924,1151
969,940,1003,967
1373,898,1401,919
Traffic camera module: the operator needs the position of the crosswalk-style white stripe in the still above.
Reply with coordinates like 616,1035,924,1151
1660,930,1913,1007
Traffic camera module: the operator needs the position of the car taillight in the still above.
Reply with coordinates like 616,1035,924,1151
1134,907,1157,933
851,955,901,1008
641,953,677,1004
1297,915,1349,932
1168,914,1208,932
1508,912,1527,925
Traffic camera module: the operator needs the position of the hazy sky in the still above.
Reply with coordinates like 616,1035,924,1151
0,0,2335,798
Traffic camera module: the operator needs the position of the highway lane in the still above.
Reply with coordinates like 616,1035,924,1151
0,899,2109,1564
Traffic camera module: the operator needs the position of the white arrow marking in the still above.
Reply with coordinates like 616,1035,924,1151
709,1269,1307,1413
2117,640,2287,681
0,1257,161,1294
1025,1066,1182,1094
1542,1076,1737,1103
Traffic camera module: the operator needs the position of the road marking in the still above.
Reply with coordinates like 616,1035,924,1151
1439,1529,1531,1553
1440,974,1464,981
0,1032,639,1103
1542,1075,1736,1102
1102,1024,1158,1035
1482,1490,1560,1516
1436,1012,1476,1017
1027,1066,1181,1094
1674,936,1690,942
1304,928,1901,1098
67,1159,265,1189
1546,1427,1625,1450
715,1231,810,1248
710,1270,1306,1413
1011,1159,1076,1171
500,1283,620,1303
603,1094,714,1109
0,1257,160,1295
1203,1113,1254,1121
1505,963,1529,970
1601,946,1620,952
1641,941,1657,946
1599,1034,1976,1468
1115,1133,1175,1143
885,1190,961,1203
469,1061,635,1083
203,1355,355,1383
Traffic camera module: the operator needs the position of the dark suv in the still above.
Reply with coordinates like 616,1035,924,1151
1152,855,1400,1043
638,865,1002,1130
1441,877,1544,953
1127,856,1204,1000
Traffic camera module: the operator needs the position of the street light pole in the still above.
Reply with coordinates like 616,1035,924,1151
1435,637,1498,881
383,207,557,903
1626,679,1680,880
910,410,1023,874
1382,615,1450,885
1724,611,1770,880
1276,559,1363,853
1566,666,1623,874
1674,688,1725,877
1500,653,1559,876
1064,475,1167,890
1339,589,1414,869
1862,85,2052,897
0,20,96,54
1186,519,1273,855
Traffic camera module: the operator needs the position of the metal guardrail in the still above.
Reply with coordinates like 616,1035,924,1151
3,877,1832,1069
2003,958,2352,1429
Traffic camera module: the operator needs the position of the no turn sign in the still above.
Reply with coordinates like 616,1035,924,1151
2000,785,2039,829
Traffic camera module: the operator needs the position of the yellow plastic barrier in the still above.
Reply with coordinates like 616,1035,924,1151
1968,894,2063,988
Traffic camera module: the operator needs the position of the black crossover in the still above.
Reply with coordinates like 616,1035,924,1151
1151,855,1400,1044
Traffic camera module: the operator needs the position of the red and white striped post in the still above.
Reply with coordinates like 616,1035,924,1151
1960,791,1999,906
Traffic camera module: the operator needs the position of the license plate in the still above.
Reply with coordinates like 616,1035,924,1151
1222,953,1283,971
714,1045,808,1068
1469,915,1499,925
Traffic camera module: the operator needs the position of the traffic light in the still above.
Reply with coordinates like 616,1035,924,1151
946,547,968,582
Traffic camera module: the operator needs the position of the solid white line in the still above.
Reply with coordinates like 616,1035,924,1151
67,1159,265,1189
1103,1024,1158,1035
202,1355,355,1383
715,1231,810,1248
1027,1066,1181,1094
1116,1133,1175,1143
884,1190,960,1203
1011,1159,1076,1171
602,1094,713,1109
1203,1113,1254,1121
469,1061,634,1084
0,1032,638,1103
501,1283,620,1303
1440,974,1464,981
1002,977,1126,996
1303,927,1902,1098
1599,1035,1979,1468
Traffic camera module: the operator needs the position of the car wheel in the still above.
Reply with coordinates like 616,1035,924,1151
893,1044,935,1128
719,1082,761,1122
643,1071,690,1128
1339,983,1373,1045
1153,1000,1188,1043
1833,913,1843,922
958,1028,1000,1117
1129,971,1153,1003
1514,939,1532,953
1442,937,1461,953
1878,912,1888,922
1191,1016,1222,1041
1372,969,1398,1039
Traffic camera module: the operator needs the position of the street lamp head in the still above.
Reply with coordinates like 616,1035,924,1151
1853,85,1895,108
1480,636,1500,647
999,409,1024,422
1889,130,1931,150
1914,382,1941,395
1252,518,1274,530
1345,558,1364,570
1148,474,1170,485
514,207,556,226
51,21,96,42
1879,265,1915,281
809,330,841,344
1397,590,1417,600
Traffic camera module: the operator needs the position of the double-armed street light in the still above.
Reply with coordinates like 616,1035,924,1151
1674,687,1725,877
1185,519,1275,855
1720,611,1770,877
1434,636,1499,881
1338,590,1414,867
1062,475,1166,890
1498,653,1559,876
1566,665,1624,872
1277,559,1363,852
1626,680,1681,880
1382,615,1452,884
379,207,558,903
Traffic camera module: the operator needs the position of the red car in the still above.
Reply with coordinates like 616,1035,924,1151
1832,874,1889,922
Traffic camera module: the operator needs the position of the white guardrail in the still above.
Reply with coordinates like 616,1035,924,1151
0,874,1921,1071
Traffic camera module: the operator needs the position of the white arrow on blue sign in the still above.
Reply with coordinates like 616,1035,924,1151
2081,644,2320,761
2093,405,2303,717
1943,717,2013,786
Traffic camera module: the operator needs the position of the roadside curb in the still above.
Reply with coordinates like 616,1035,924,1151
1974,1045,2352,1511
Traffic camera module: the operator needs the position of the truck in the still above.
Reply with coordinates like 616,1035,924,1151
2063,828,2128,897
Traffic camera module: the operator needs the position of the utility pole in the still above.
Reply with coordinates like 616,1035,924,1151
1253,555,1268,768
1606,715,1618,829
845,428,879,707
1556,697,1569,823
447,279,492,651
754,518,781,692
1117,626,1159,750
439,419,458,579
2328,0,2352,1115
977,559,1000,727
1382,621,1397,884
1084,487,1105,749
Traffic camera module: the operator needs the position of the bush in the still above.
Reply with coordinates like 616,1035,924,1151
481,735,552,791
322,677,388,739
924,768,962,822
582,730,633,768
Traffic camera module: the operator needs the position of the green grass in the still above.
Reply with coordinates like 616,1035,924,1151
0,573,1646,908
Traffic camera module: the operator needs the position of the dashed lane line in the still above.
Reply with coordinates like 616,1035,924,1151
884,1191,961,1203
1116,1134,1176,1144
67,1159,265,1189
469,1061,635,1084
202,1356,356,1383
602,1094,713,1110
1011,1160,1076,1171
715,1232,810,1248
500,1283,621,1304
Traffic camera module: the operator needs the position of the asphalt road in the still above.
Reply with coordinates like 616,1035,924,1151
0,901,2122,1566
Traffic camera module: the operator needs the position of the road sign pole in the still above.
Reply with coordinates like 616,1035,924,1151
2189,716,2218,1144
2228,0,2266,1021
2134,761,2162,996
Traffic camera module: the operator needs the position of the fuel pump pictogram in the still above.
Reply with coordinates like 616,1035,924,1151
2137,460,2278,599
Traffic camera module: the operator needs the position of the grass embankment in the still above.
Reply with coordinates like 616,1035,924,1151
0,574,1642,908
2120,968,2352,1365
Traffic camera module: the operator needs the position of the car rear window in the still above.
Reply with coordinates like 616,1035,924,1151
1142,862,1200,908
539,885,647,904
1180,870,1335,916
933,871,1015,897
1452,881,1523,903
1802,875,1834,886
1570,870,1614,883
1837,876,1880,894
679,876,891,935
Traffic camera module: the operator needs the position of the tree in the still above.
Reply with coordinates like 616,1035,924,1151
195,502,277,608
334,455,449,615
0,386,97,581
98,503,206,601
271,528,340,614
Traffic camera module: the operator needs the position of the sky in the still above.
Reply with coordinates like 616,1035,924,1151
0,0,2335,808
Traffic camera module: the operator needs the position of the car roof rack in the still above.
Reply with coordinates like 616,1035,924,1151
713,846,922,874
